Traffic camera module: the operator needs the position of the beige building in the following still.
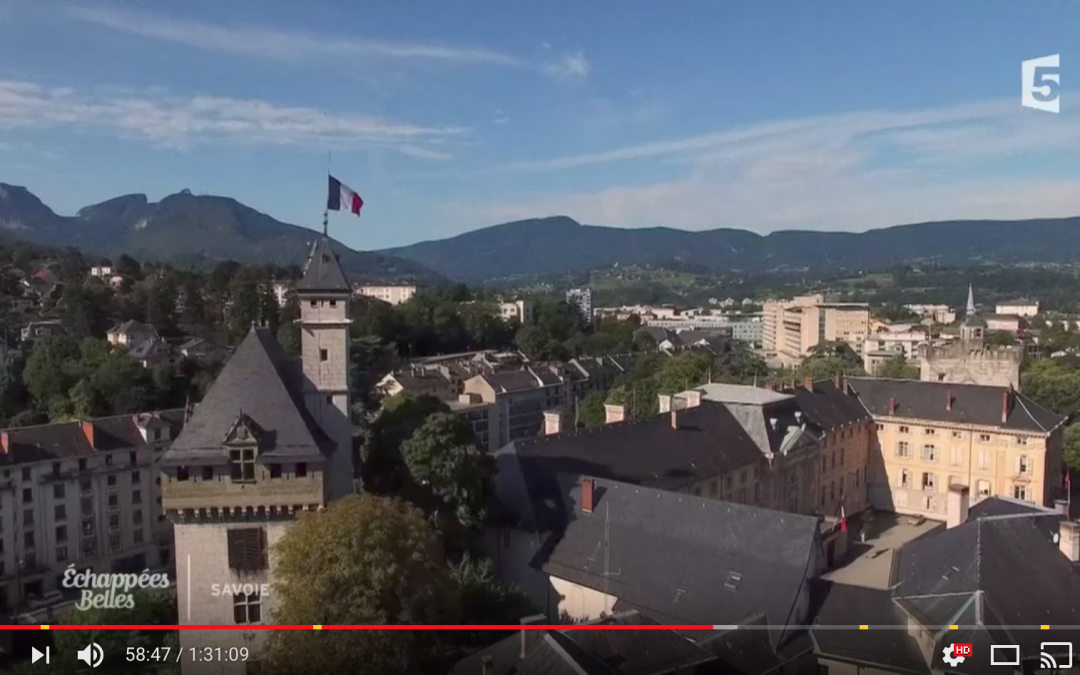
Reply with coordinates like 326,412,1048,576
354,284,418,305
851,377,1066,519
0,409,183,614
920,287,1023,389
763,295,870,367
904,303,956,324
497,300,535,324
996,298,1040,317
161,238,356,674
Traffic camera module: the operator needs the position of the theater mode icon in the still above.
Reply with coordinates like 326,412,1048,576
1022,54,1060,113
990,644,1021,666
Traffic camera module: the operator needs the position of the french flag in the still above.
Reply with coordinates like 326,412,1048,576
327,175,363,217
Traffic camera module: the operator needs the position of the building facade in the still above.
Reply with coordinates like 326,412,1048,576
565,288,593,324
763,295,871,367
919,287,1023,389
0,410,182,615
354,284,418,306
161,237,355,674
995,298,1040,317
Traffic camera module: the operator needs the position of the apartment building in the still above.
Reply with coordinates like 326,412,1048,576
0,409,184,613
995,298,1040,317
853,377,1066,519
904,303,956,324
354,284,418,306
463,369,568,448
565,288,593,323
497,300,535,324
763,295,871,367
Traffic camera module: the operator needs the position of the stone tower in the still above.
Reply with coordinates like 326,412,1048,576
159,236,354,674
919,284,1022,389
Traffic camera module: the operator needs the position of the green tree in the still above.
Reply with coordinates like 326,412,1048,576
874,353,920,379
1064,423,1080,475
448,555,537,651
114,254,142,279
362,395,450,494
23,335,80,410
1022,359,1080,414
578,391,608,428
985,330,1018,347
401,413,495,530
264,495,453,675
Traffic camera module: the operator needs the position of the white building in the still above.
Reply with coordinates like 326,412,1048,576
995,299,1040,318
565,288,593,323
354,285,418,306
497,300,535,324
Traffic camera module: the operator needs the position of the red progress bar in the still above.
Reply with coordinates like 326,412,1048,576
2,624,714,630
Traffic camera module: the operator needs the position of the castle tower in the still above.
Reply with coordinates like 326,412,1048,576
959,284,986,345
919,284,1020,388
159,236,354,674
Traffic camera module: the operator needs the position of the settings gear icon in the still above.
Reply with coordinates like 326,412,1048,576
943,644,966,667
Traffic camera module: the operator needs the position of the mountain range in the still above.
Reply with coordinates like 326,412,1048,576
381,215,1080,281
0,183,443,284
4,182,1080,284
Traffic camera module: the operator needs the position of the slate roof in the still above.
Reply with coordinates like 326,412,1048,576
451,611,718,675
106,320,159,337
890,513,1080,658
846,378,1063,433
0,409,184,466
294,237,350,293
782,379,870,432
536,479,821,647
480,370,545,394
809,582,926,675
160,327,331,466
505,401,764,493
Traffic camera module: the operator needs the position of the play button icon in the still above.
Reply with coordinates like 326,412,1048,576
31,646,50,664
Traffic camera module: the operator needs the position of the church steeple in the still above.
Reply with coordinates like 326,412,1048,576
966,284,976,316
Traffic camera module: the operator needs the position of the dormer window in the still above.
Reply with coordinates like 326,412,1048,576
230,449,256,482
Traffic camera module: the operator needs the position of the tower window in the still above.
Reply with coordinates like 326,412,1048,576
269,464,282,479
319,349,328,361
234,592,262,624
310,300,317,308
227,528,268,572
296,463,307,477
177,467,189,482
329,300,337,307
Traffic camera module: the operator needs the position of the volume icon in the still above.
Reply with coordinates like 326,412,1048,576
77,642,104,668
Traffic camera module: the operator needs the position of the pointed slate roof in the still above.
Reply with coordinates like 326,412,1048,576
295,237,351,293
160,327,331,466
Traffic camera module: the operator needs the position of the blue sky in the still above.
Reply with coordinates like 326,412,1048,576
2,1,1080,251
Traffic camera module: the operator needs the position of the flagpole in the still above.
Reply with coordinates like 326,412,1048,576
324,151,332,238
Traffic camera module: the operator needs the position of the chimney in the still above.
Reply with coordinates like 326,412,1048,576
0,431,7,454
1001,390,1010,424
946,484,970,529
1055,499,1070,516
889,397,897,415
946,390,953,411
520,614,546,658
581,478,595,514
843,377,851,395
684,390,702,408
543,410,563,436
481,655,494,675
1060,522,1080,562
80,420,96,448
604,404,626,425
805,377,815,392
658,394,673,413
834,374,841,389
671,408,679,430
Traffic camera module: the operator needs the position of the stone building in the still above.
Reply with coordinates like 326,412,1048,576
160,237,355,674
919,285,1023,389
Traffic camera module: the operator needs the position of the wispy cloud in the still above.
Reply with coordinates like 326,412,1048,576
468,98,1080,232
70,6,588,82
0,80,462,157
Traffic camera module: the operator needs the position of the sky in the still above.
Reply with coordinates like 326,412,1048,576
2,1,1080,251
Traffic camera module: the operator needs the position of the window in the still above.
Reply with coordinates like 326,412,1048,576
329,300,337,307
978,451,989,470
898,426,910,434
22,488,31,504
78,459,87,471
53,484,64,499
269,464,282,479
979,433,992,442
708,480,718,498
325,395,333,404
23,509,33,526
81,498,93,516
296,463,307,477
753,483,760,504
153,427,162,441
950,447,963,467
56,546,68,563
109,514,120,530
951,430,963,439
202,466,214,481
131,470,141,484
82,518,94,536
109,532,121,551
227,528,268,572
51,462,61,476
319,349,328,362
839,448,846,466
839,475,845,495
924,428,936,436
80,477,92,494
233,592,262,624
24,531,34,548
107,475,117,488
855,468,861,488
1013,484,1028,501
108,494,118,509
977,480,991,497
230,449,256,482
896,442,910,458
105,453,113,466
129,451,137,466
177,467,190,482
740,470,747,485
1017,455,1030,475
134,529,144,544
21,468,31,481
820,455,827,472
55,526,67,543
922,472,936,491
1015,436,1028,446
54,504,66,521
922,445,937,462
820,486,826,506
133,510,143,524
132,490,142,503
81,539,95,557
830,481,835,501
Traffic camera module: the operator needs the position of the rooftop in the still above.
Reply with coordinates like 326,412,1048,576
0,409,184,466
696,382,793,406
294,237,350,293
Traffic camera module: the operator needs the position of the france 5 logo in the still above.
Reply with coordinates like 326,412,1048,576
1022,55,1060,113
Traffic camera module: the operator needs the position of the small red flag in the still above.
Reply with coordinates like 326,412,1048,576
840,504,848,533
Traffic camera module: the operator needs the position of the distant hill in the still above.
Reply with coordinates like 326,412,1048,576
0,184,443,284
380,215,1080,281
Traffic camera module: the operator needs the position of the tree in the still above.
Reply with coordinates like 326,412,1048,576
1065,423,1080,475
875,353,920,379
23,335,80,411
361,395,450,494
1022,359,1080,415
448,555,537,651
264,495,453,675
401,413,495,531
985,330,1018,347
114,254,142,279
797,341,867,380
578,391,608,428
